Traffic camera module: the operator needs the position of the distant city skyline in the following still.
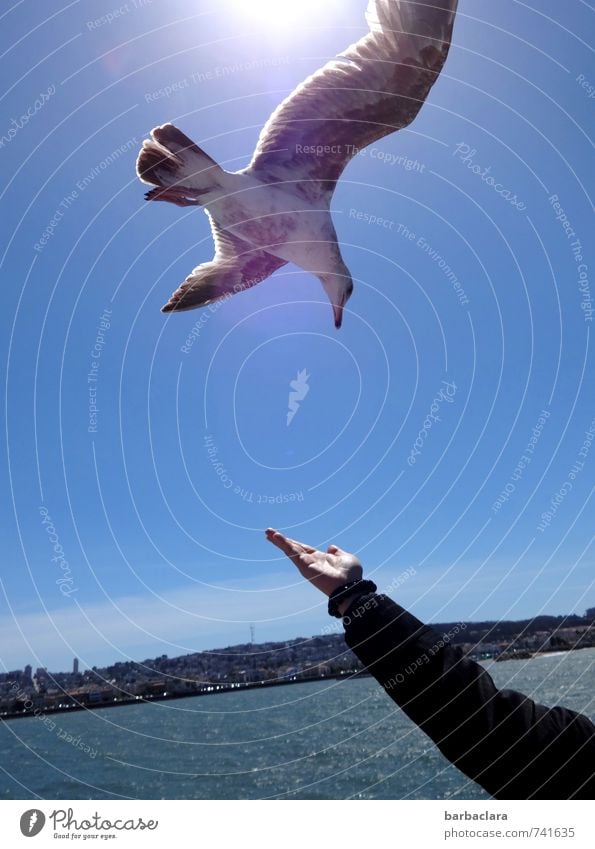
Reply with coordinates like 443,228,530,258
5,601,594,676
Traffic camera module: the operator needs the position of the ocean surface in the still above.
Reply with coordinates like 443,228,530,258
1,648,593,800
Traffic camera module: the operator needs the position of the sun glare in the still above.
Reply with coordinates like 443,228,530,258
230,0,339,28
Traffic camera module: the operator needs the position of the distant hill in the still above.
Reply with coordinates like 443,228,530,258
2,608,593,718
91,609,595,683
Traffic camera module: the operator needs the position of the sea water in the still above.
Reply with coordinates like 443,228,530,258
1,648,593,800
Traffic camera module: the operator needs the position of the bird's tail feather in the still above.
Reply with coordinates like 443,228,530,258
136,123,225,204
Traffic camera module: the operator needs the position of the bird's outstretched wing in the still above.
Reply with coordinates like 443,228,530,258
244,0,458,203
161,212,287,312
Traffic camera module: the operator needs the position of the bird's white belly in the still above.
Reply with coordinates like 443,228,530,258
206,178,336,271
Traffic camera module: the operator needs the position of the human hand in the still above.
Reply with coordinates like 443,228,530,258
265,528,362,597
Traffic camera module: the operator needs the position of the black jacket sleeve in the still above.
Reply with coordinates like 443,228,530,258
342,593,595,800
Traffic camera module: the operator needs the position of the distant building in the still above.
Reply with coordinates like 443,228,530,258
73,658,79,675
24,665,32,680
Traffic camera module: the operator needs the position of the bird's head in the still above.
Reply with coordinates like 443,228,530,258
319,270,353,329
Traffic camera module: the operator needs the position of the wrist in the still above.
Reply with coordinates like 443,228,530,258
337,591,362,617
327,578,377,618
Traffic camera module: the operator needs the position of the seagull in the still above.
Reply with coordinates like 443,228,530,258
137,0,458,328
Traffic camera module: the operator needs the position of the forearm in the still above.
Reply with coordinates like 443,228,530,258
342,592,595,799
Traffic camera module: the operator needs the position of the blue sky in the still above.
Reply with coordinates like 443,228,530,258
1,0,593,672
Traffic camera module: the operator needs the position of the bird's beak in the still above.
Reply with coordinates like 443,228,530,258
333,303,343,329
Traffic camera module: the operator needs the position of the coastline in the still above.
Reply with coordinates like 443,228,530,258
0,669,371,723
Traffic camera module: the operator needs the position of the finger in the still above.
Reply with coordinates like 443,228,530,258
285,535,317,554
265,528,293,552
265,529,302,560
265,530,317,581
327,544,343,555
269,528,315,555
